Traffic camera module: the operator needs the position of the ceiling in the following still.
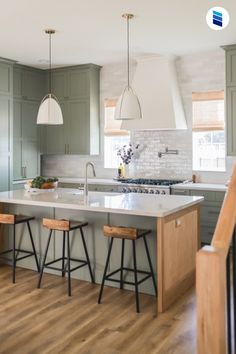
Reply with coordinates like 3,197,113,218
0,0,235,69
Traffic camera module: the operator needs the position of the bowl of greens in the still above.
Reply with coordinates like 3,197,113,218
25,176,58,192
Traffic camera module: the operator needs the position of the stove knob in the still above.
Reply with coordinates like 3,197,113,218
160,190,166,195
155,190,160,194
122,188,128,193
144,189,149,193
149,189,154,194
133,188,137,193
127,188,132,193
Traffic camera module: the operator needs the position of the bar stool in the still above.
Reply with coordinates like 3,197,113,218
0,213,40,283
98,225,157,313
38,218,94,296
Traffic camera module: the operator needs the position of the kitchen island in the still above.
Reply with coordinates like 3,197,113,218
0,188,203,313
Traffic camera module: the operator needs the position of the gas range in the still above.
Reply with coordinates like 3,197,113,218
118,178,185,195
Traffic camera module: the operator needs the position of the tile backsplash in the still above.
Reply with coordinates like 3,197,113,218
129,130,192,180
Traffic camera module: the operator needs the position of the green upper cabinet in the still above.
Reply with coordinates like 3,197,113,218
12,64,45,180
13,65,45,101
0,61,13,96
225,48,236,86
13,99,40,179
222,45,236,155
45,64,101,155
0,60,12,192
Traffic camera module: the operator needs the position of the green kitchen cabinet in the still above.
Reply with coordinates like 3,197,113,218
13,99,40,179
0,94,11,192
45,64,101,155
51,65,91,100
0,61,13,96
171,187,225,244
222,45,236,155
13,65,45,101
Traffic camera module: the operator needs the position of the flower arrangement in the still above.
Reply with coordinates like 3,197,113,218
117,143,140,165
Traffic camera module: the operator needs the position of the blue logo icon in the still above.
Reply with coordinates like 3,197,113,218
206,7,229,31
213,10,223,27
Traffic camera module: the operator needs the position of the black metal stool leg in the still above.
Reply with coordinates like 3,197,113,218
27,221,40,272
98,237,114,304
12,224,16,284
38,230,52,288
143,235,157,296
132,240,140,313
120,239,125,289
62,231,66,277
67,231,71,296
80,227,94,283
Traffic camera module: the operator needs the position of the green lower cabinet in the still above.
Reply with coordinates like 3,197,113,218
201,225,215,244
171,188,226,244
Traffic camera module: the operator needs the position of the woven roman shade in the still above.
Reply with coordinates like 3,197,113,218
192,91,225,131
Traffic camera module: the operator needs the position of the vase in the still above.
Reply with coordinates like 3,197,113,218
123,164,129,178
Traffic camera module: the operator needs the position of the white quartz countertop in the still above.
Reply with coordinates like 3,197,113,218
0,188,203,218
13,177,122,186
171,182,227,192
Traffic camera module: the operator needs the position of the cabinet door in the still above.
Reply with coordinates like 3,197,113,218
46,102,67,154
22,69,45,101
0,96,10,152
0,62,12,95
51,71,67,100
21,101,38,140
226,49,236,86
0,153,9,191
67,100,90,154
68,69,89,99
22,140,39,178
13,67,22,98
226,87,236,155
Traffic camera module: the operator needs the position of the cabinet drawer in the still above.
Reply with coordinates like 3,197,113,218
200,205,220,225
201,225,215,245
190,190,225,202
171,189,189,195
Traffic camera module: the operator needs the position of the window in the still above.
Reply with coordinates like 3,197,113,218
104,99,130,168
192,91,225,171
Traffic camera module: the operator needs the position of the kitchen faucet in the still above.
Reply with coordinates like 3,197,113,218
85,162,96,196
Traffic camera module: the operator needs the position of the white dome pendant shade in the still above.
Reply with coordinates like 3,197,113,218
115,86,142,120
37,94,63,125
37,29,63,125
115,13,142,121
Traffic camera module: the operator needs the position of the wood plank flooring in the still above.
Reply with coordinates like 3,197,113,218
0,265,196,354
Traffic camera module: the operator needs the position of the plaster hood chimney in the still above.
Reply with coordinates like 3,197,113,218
121,55,187,130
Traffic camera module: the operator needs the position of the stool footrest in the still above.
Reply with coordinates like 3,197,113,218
105,267,152,286
0,249,36,263
44,257,89,274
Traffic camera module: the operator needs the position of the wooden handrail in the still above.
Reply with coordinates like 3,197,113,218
197,164,236,354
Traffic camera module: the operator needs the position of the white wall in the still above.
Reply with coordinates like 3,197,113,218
42,49,236,183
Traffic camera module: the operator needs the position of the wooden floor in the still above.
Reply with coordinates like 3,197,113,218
0,265,196,354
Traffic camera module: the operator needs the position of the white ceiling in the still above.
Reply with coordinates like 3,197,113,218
0,0,235,69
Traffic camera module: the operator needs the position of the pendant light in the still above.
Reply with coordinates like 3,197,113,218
115,14,142,120
37,29,63,125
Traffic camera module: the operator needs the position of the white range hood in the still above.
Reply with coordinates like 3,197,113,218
121,55,187,130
